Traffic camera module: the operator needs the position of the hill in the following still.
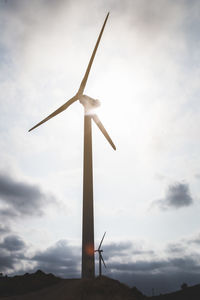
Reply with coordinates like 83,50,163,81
0,271,144,300
151,283,200,300
0,270,61,297
2,270,200,299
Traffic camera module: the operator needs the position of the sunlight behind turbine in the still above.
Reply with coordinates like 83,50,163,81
29,12,115,279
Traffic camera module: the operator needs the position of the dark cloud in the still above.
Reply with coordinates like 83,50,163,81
132,249,154,255
0,254,16,272
0,233,27,273
103,241,132,257
0,172,54,219
0,237,200,296
188,233,200,245
31,240,80,278
96,238,200,294
153,182,193,210
96,239,200,294
166,242,186,254
0,235,26,252
107,255,200,295
0,224,10,235
170,256,200,272
141,256,198,273
0,237,80,277
109,259,169,273
103,241,154,259
110,269,200,296
28,240,157,283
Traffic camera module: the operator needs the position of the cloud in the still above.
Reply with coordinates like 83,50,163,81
103,241,154,259
0,236,80,277
31,240,80,278
100,238,200,294
0,235,26,252
103,241,132,256
110,269,200,296
0,236,199,296
153,182,193,210
110,259,169,273
0,232,27,273
166,242,186,254
0,254,17,272
107,255,200,295
187,233,200,245
195,173,200,179
125,0,185,35
28,240,155,279
0,224,10,235
0,172,54,219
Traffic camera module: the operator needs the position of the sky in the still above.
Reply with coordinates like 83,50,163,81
0,0,200,296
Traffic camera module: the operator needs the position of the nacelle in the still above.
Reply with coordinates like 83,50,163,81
79,95,101,110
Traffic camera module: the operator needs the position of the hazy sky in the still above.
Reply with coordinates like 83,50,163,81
1,0,200,295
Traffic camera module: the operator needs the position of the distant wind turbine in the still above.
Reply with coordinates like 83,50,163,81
95,232,107,277
29,13,115,279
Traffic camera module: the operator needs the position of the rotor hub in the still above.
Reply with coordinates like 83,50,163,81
79,95,101,111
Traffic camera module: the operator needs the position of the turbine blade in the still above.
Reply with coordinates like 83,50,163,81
78,13,109,95
29,95,78,132
100,253,107,269
98,232,106,250
92,115,116,150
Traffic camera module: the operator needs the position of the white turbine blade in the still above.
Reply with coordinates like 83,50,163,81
92,115,116,150
29,95,78,132
100,253,107,269
78,13,109,95
98,232,106,250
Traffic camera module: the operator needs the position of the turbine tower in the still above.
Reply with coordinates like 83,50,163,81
95,232,107,277
29,13,116,279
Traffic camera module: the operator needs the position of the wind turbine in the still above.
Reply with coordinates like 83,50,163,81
29,13,116,279
95,232,107,277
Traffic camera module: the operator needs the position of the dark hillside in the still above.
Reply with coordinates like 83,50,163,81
0,270,61,297
0,271,142,300
1,270,200,300
151,283,200,300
